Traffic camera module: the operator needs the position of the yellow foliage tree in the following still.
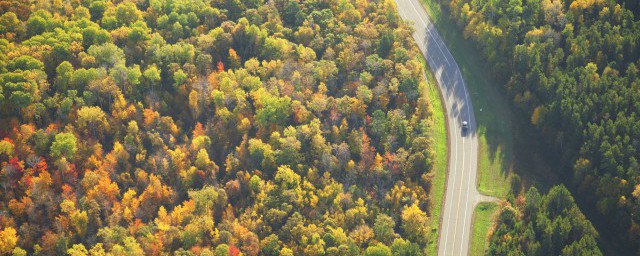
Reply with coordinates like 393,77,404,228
0,227,18,254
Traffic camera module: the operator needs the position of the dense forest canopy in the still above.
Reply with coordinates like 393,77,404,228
0,0,438,255
488,185,601,256
442,0,640,252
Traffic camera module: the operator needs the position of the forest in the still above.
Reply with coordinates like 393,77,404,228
488,185,601,255
440,0,640,253
0,0,439,255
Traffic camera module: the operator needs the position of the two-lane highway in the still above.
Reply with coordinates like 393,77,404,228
393,0,495,255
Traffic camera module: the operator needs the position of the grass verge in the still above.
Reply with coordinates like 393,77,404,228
418,56,448,255
470,202,499,256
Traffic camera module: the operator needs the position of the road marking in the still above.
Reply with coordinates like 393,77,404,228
453,119,466,255
443,82,459,256
460,78,473,255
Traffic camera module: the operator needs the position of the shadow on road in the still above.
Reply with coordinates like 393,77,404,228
421,18,561,196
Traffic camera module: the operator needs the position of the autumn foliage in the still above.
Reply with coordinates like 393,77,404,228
0,0,436,254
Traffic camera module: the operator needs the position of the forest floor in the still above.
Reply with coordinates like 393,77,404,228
417,0,561,254
419,56,449,256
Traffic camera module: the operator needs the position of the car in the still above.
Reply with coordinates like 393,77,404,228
462,121,469,131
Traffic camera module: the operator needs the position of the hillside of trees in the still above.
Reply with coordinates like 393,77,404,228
488,185,601,255
0,0,439,255
440,0,640,252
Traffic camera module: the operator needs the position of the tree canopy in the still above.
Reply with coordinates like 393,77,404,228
488,186,602,256
442,0,640,251
0,0,438,255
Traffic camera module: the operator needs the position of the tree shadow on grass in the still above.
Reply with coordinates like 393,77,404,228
424,3,561,195
420,2,625,254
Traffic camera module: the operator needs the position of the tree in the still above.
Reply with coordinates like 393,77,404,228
248,138,276,173
143,64,161,91
70,209,89,236
228,48,241,69
137,174,173,220
54,61,74,91
188,90,200,119
50,132,77,159
195,149,219,177
0,227,18,254
256,95,292,127
87,43,125,68
488,185,601,256
283,1,301,26
373,214,396,243
173,69,188,87
189,186,226,215
77,106,108,137
111,237,144,256
70,68,100,90
377,32,393,58
9,91,33,109
67,244,89,256
0,0,440,254
214,244,229,256
115,2,140,26
260,234,281,256
370,110,388,142
8,55,44,71
390,238,421,256
0,139,14,158
401,204,429,244
0,12,23,39
364,243,392,256
25,12,49,37
274,165,301,190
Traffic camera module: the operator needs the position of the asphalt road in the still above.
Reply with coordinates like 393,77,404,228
393,1,496,255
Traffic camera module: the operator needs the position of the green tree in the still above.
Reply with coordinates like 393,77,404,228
143,64,161,91
373,214,396,243
256,95,292,127
114,2,140,26
189,186,227,215
0,12,24,38
25,12,50,37
390,238,421,256
87,43,125,68
76,106,108,136
488,186,601,256
364,243,392,256
377,32,393,58
50,132,77,159
54,61,74,91
0,140,14,158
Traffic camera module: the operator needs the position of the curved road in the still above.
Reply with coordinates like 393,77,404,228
394,1,496,255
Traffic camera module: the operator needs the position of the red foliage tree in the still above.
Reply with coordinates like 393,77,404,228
229,244,241,256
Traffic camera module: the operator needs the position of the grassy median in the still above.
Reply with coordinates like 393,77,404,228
469,202,499,255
